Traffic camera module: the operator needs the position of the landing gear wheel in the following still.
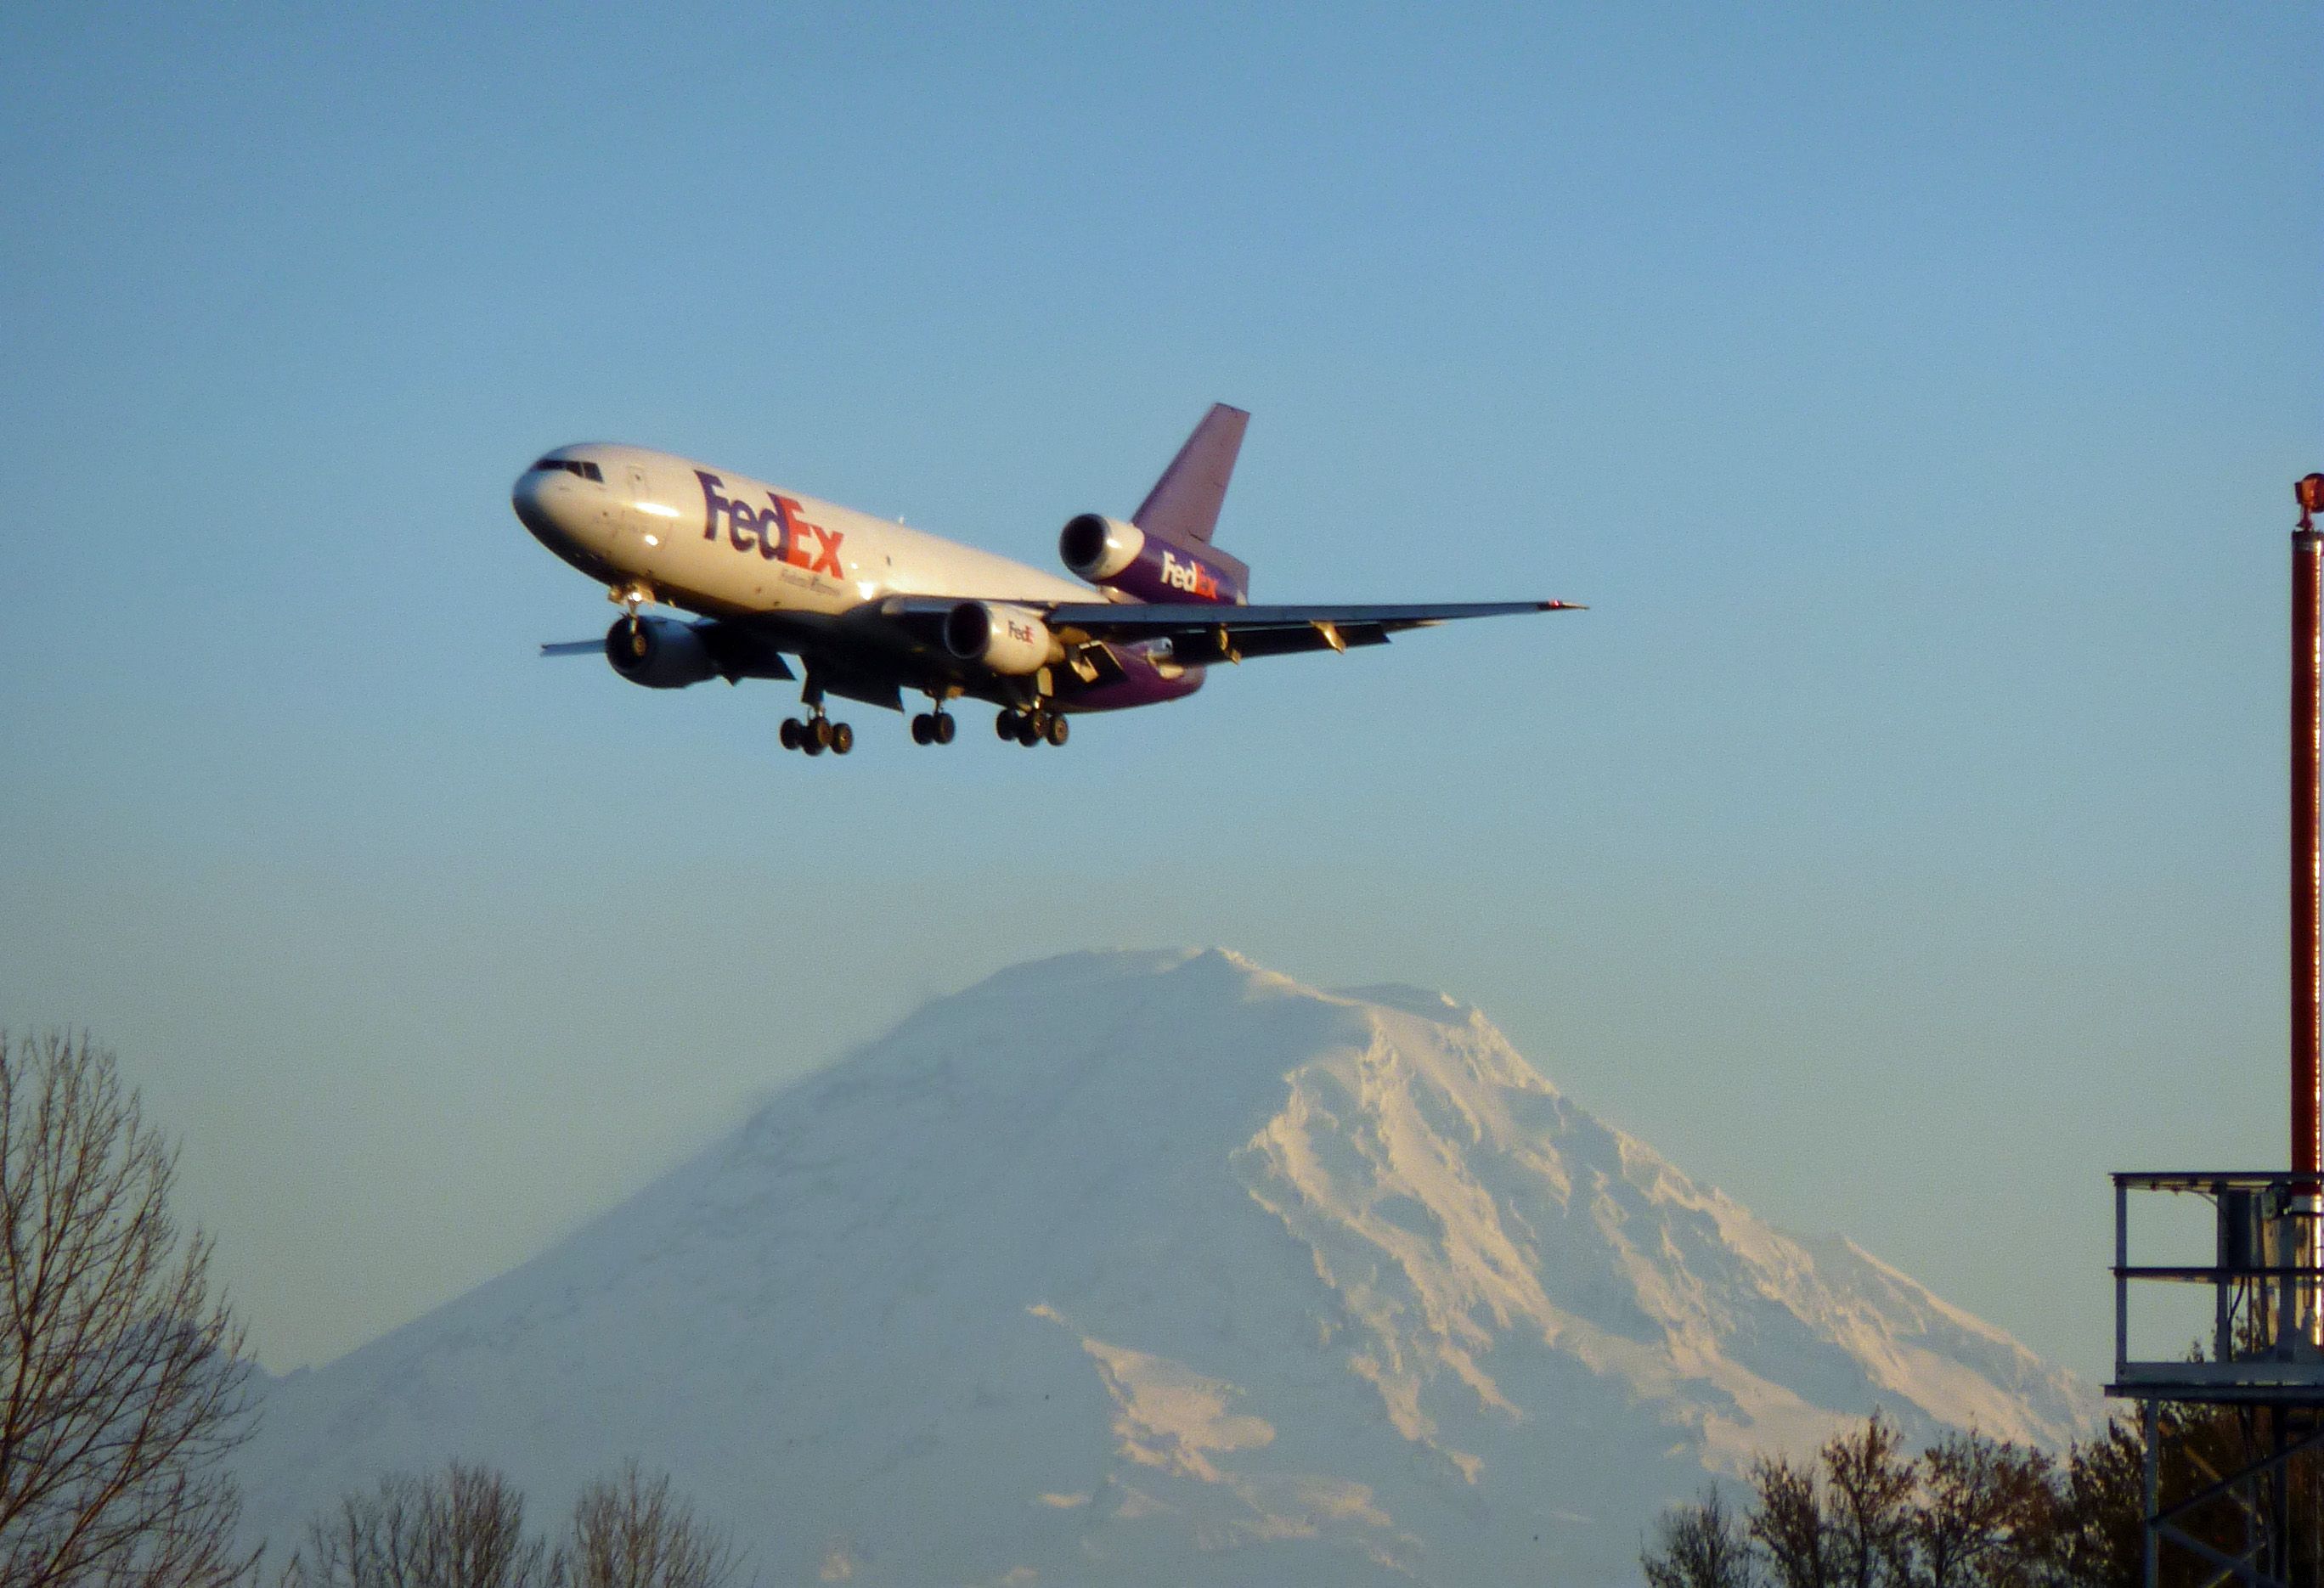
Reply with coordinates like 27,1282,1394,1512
911,714,934,746
802,732,826,757
1017,714,1042,747
934,712,956,745
830,722,855,755
1043,713,1069,746
780,718,802,751
610,583,653,656
809,716,833,752
996,710,1022,741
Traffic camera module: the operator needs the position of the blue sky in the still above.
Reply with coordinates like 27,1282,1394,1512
2,3,2317,1384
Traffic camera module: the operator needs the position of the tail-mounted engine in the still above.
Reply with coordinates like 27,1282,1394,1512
605,616,719,689
1059,512,1245,605
1060,514,1145,582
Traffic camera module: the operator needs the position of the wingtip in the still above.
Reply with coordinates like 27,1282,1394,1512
1541,600,1588,611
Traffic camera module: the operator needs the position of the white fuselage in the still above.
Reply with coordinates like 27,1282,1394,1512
513,442,1091,621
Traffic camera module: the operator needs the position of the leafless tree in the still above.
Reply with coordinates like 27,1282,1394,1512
281,1464,560,1588
1820,1416,1915,1588
1907,1431,2056,1588
1650,1411,2197,1588
1748,1450,1836,1588
0,1030,257,1588
566,1464,738,1588
1644,1484,1762,1588
2053,1416,2144,1587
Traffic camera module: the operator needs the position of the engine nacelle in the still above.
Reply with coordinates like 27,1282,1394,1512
1061,512,1245,606
943,600,1057,676
1060,514,1144,582
605,616,718,689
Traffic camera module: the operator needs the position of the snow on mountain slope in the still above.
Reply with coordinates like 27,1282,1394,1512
235,949,2098,1587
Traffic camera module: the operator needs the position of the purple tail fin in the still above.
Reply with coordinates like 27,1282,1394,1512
1134,404,1248,546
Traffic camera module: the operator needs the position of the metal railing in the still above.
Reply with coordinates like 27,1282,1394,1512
2113,1171,2324,1402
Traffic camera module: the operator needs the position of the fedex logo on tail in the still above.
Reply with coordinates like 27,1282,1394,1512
696,471,845,577
1159,549,1221,600
1098,537,1243,606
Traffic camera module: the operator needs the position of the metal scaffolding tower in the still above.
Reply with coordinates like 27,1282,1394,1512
2104,481,2324,1587
2112,1172,2324,1587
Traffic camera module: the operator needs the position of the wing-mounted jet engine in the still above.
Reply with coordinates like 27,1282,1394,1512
942,600,1060,676
604,616,718,689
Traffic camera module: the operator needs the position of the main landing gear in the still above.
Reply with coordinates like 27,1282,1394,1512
996,707,1069,748
779,712,854,756
780,705,853,757
909,710,957,746
781,678,852,758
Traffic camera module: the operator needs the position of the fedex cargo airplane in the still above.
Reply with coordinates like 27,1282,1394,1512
515,404,1577,754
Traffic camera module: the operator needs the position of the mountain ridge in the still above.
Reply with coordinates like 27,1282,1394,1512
236,946,2096,1586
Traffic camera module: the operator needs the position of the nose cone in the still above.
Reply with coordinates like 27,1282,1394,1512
512,464,605,569
515,456,623,580
512,468,561,543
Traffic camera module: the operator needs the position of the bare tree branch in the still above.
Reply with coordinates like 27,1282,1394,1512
281,1465,561,1588
0,1031,257,1588
567,1463,739,1588
1748,1449,1836,1588
1820,1415,1915,1588
1644,1485,1762,1588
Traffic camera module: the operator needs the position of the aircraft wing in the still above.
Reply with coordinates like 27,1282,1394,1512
1042,600,1582,663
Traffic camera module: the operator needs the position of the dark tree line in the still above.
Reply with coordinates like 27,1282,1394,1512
1643,1403,2322,1588
279,1460,742,1588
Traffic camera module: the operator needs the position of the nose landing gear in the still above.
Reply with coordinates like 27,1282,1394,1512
606,582,656,656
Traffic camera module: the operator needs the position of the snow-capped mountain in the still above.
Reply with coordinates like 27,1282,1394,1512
236,949,2097,1586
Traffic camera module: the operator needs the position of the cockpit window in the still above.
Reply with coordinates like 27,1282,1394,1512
530,457,604,482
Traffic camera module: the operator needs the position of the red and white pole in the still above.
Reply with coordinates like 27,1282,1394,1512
2297,475,2324,1186
2290,476,2324,1349
2297,528,2321,1178
2293,480,2324,1356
